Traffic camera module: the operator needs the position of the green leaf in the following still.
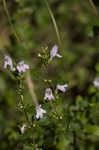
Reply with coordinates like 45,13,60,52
84,125,99,136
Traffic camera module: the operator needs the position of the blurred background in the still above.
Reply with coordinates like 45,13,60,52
0,0,99,149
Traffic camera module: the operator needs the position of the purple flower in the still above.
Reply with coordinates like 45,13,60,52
50,45,62,60
56,83,68,92
36,105,46,119
4,56,15,71
17,61,29,73
44,88,55,101
93,77,99,88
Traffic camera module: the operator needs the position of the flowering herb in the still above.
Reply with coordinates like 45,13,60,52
17,61,29,73
56,83,68,92
36,105,46,119
4,56,15,71
44,88,55,101
50,45,62,60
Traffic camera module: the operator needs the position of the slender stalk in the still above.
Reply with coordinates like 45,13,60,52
20,95,30,123
44,0,62,47
18,79,30,125
26,71,38,106
89,0,98,15
2,0,21,43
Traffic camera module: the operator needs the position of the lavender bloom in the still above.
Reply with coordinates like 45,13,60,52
4,56,15,71
44,88,55,101
56,83,68,92
93,77,99,88
17,61,29,73
20,124,26,134
50,45,62,60
36,105,46,119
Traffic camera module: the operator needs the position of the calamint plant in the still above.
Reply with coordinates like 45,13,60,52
2,0,99,149
3,45,70,149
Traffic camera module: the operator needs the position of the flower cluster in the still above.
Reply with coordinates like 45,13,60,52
4,46,68,120
35,45,68,119
36,83,68,119
44,83,68,101
4,56,29,73
38,45,62,64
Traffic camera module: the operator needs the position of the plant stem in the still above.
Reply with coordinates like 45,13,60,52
89,0,98,15
44,0,62,47
19,79,30,124
2,0,21,43
20,95,30,123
